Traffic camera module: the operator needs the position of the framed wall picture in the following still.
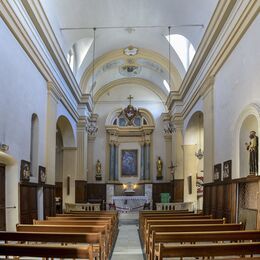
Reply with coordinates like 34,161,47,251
20,160,30,182
121,149,138,177
213,163,221,182
223,160,232,181
38,166,46,184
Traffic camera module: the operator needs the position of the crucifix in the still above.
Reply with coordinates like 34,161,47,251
127,95,134,105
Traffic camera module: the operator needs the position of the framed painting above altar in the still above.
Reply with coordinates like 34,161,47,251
121,149,138,176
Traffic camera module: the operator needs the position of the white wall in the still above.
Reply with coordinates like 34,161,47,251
214,16,260,179
0,18,47,230
93,83,167,182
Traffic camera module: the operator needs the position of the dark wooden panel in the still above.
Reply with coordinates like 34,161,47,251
87,183,106,209
19,183,38,224
152,182,173,209
203,182,238,223
0,165,5,231
173,179,184,202
75,180,87,203
43,185,55,219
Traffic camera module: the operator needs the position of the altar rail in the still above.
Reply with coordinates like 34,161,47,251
156,202,194,211
65,203,100,212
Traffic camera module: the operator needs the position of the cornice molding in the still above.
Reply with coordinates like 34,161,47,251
0,0,90,122
21,0,82,101
167,0,259,121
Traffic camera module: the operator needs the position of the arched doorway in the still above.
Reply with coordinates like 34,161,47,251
184,111,204,211
55,116,76,212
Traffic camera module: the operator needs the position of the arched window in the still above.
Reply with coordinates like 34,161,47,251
30,114,39,177
166,34,195,71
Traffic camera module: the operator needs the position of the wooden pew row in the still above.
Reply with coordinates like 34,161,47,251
16,224,110,259
0,243,93,259
139,210,197,229
56,212,119,228
145,223,243,254
34,219,117,249
46,216,118,240
143,218,226,246
157,242,260,260
145,223,242,255
0,231,102,260
150,230,260,260
139,214,211,242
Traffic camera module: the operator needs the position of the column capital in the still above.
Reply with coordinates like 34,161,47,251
47,81,60,102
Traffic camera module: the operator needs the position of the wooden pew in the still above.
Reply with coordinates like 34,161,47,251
56,211,119,228
16,224,110,259
0,243,94,259
139,210,197,229
157,242,260,260
145,223,242,255
143,218,226,245
150,230,260,260
34,219,117,247
139,213,210,241
0,231,102,259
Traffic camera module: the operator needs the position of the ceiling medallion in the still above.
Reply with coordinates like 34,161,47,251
124,46,139,56
119,64,141,77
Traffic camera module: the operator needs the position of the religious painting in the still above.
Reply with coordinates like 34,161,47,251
223,160,232,181
20,160,30,182
38,166,46,184
213,163,221,182
121,149,138,177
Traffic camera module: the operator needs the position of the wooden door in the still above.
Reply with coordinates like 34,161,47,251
0,165,6,230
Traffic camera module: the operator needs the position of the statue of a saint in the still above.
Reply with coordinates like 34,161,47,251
96,160,101,175
156,156,163,180
245,131,258,175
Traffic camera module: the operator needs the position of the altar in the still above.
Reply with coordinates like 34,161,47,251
112,195,148,212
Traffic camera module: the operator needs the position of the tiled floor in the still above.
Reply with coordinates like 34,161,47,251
111,213,144,260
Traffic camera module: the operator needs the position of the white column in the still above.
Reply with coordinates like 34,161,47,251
76,118,88,181
45,82,58,185
202,79,214,183
87,136,95,182
62,147,77,206
164,134,172,181
172,120,184,180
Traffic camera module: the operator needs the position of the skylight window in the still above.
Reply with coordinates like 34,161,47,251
166,34,195,71
163,80,170,92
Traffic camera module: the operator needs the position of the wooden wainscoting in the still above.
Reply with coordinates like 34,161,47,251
75,180,87,203
43,185,55,218
87,183,106,209
203,182,237,223
19,183,38,224
0,165,5,231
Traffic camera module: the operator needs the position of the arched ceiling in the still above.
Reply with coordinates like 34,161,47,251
40,0,218,98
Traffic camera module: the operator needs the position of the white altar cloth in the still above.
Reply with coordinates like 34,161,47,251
112,196,148,212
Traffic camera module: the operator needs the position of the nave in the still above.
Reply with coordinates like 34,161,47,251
1,209,260,259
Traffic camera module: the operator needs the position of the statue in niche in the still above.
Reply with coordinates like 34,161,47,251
245,131,258,175
95,160,102,181
156,156,163,180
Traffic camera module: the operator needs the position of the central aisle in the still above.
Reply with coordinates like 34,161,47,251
111,213,144,260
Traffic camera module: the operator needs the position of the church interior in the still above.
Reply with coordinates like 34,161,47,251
0,0,260,259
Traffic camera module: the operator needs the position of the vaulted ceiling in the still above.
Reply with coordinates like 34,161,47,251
40,0,218,101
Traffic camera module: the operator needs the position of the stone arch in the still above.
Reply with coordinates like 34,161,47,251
183,111,204,211
55,115,77,210
233,103,260,179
